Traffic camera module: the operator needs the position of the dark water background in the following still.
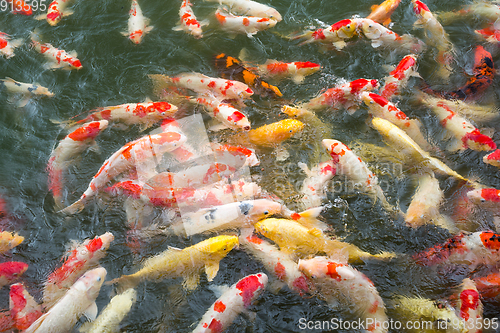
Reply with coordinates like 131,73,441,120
1,0,500,331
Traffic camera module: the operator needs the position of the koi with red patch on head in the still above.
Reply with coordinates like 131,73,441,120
456,278,482,332
483,149,500,168
299,160,336,209
294,18,357,50
30,32,83,70
380,54,419,100
0,33,22,59
40,0,73,25
173,0,205,38
124,0,153,44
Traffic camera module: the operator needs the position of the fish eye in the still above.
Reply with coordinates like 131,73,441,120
223,246,227,251
161,112,166,115
311,274,316,279
264,211,269,215
369,24,373,28
96,276,101,281
289,130,292,133
481,199,486,202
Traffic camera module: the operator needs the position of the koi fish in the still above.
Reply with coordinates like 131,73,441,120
60,131,186,215
255,59,321,84
300,78,379,114
64,101,177,131
0,231,24,254
246,119,304,146
1,77,54,107
79,288,137,333
149,73,254,104
172,0,208,39
160,118,197,163
411,0,454,79
362,91,432,151
358,18,425,52
293,18,358,50
25,267,107,333
298,160,336,210
371,117,469,182
215,8,277,38
193,96,251,131
0,33,22,59
412,231,500,268
438,2,500,25
122,0,153,44
47,120,109,210
6,0,32,15
420,93,496,152
367,0,402,26
9,283,43,331
0,262,28,289
108,235,239,291
456,278,482,333
379,54,420,100
192,273,268,332
214,53,282,97
298,257,388,333
35,0,74,26
213,143,260,167
205,0,282,21
473,270,500,300
255,218,396,263
42,232,114,310
483,150,500,168
475,19,500,44
31,30,82,70
0,311,14,332
240,234,310,295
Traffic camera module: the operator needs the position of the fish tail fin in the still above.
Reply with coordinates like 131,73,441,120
289,30,314,45
58,199,85,215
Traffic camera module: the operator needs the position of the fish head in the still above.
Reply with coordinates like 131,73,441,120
360,19,382,39
370,117,395,137
294,61,321,76
263,9,282,22
480,231,500,250
76,266,107,299
321,139,348,162
281,105,308,118
67,57,83,70
82,232,114,258
34,85,55,97
202,235,239,256
149,102,177,119
256,17,277,29
334,19,358,39
297,257,329,280
467,188,500,208
8,233,24,249
361,91,374,106
130,30,144,44
247,199,282,220
1,262,28,279
254,219,278,240
412,0,430,16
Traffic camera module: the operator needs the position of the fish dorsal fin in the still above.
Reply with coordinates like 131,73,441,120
3,77,16,83
183,273,200,290
370,4,379,11
83,301,98,321
307,228,323,238
205,262,220,281
69,50,78,58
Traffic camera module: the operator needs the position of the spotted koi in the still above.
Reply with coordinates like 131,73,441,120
31,30,82,70
123,0,153,44
35,0,73,26
205,0,281,21
173,0,207,39
0,33,22,59
298,160,336,210
380,54,420,100
483,149,500,168
194,96,251,131
0,231,24,254
255,59,321,84
215,8,277,38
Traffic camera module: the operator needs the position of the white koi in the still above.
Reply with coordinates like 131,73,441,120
206,0,281,21
173,0,208,39
123,0,153,44
0,32,22,59
298,160,336,210
215,8,277,38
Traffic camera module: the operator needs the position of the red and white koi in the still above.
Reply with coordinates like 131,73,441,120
456,278,483,333
367,0,402,26
298,257,388,333
212,143,259,167
206,0,281,21
420,93,496,152
42,232,114,310
193,96,251,131
413,231,500,268
257,60,321,84
358,18,425,53
215,8,277,38
123,0,153,44
293,18,358,50
298,160,336,210
173,0,207,39
35,0,74,26
362,91,432,151
380,54,420,100
25,267,107,333
47,120,108,210
0,32,22,59
192,273,268,333
9,283,43,331
67,101,177,131
240,234,310,295
411,0,454,79
301,78,379,114
483,149,500,168
59,131,186,215
30,30,82,70
0,262,28,289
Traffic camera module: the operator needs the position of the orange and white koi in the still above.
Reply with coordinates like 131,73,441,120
420,93,496,152
206,0,281,21
47,120,108,210
9,283,43,331
173,0,207,39
193,96,251,131
30,30,82,70
123,0,153,44
293,18,358,50
241,234,310,295
0,231,24,254
301,78,379,114
412,0,454,79
60,131,186,214
215,8,277,38
0,32,22,59
412,231,500,268
67,101,177,131
380,54,420,100
362,92,432,151
35,0,74,26
483,149,500,168
25,267,107,333
6,0,32,15
256,60,321,84
367,0,402,26
298,160,336,210
298,257,388,333
192,273,268,333
358,18,425,53
42,232,114,310
108,235,238,291
0,262,28,289
456,278,483,333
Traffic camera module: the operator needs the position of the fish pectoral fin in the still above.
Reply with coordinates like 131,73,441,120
268,279,286,294
332,41,346,50
121,31,130,37
167,245,183,251
382,18,392,27
88,140,101,154
15,96,30,108
204,262,220,281
371,40,383,48
64,8,74,16
145,25,154,33
208,121,230,132
307,227,323,238
83,301,98,321
183,273,200,290
68,50,78,58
